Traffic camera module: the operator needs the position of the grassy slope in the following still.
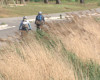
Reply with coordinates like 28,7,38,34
0,31,75,80
0,2,100,18
0,15,100,80
35,15,100,80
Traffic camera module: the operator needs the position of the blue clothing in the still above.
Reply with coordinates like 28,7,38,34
19,20,32,30
36,14,45,21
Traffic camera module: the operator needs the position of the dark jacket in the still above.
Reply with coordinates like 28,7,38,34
36,14,45,22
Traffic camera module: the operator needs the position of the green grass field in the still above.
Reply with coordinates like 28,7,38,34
0,1,100,18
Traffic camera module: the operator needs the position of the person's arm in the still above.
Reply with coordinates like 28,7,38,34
42,16,45,25
42,16,45,22
35,16,38,24
19,21,23,30
27,21,32,30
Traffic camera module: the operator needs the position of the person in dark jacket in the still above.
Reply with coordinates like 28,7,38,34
35,11,45,30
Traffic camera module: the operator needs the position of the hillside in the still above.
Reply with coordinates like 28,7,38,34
0,14,100,80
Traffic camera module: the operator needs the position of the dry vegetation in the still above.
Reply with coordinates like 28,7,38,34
0,15,100,80
47,15,100,63
0,31,75,80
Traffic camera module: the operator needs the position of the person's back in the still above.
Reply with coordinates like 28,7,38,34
22,20,29,29
35,12,45,30
19,16,32,30
36,14,44,21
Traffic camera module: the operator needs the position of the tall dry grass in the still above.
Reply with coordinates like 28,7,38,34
47,15,100,64
0,14,100,80
45,15,100,80
0,31,75,80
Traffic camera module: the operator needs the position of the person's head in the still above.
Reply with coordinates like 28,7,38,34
38,11,42,15
23,16,27,21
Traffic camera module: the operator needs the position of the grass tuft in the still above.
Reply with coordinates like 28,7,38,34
35,30,57,50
